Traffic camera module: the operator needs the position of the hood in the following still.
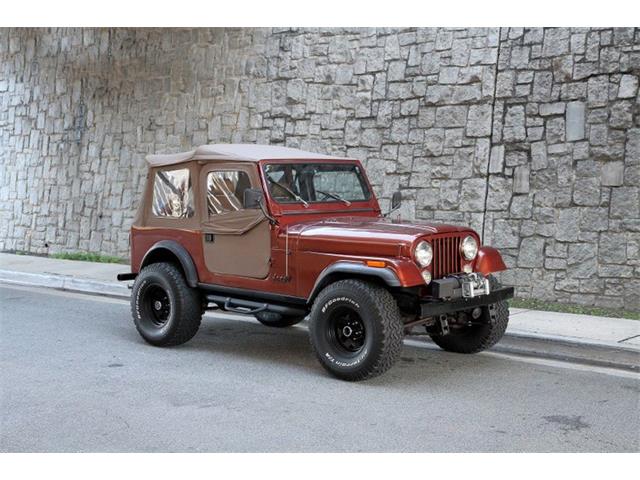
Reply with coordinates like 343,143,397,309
291,216,474,257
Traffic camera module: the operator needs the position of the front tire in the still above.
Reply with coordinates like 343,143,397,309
308,279,404,381
131,262,202,346
430,275,509,354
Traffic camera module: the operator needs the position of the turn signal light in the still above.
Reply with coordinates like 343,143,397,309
366,260,386,268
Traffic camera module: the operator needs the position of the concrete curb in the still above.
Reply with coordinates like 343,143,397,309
0,269,130,299
503,330,640,354
1,268,638,371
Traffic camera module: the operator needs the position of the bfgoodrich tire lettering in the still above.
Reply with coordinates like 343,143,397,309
131,262,202,346
430,275,509,354
308,279,404,381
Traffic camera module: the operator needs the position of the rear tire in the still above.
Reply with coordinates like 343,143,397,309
131,262,202,346
429,275,509,354
308,279,404,381
255,311,305,328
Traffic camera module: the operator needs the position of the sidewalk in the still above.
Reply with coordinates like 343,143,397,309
1,252,638,355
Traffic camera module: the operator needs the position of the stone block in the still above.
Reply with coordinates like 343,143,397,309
599,233,627,264
459,178,487,211
618,74,638,98
489,145,505,174
557,209,580,241
435,106,468,127
565,101,585,141
567,242,598,279
539,102,565,116
503,105,526,142
573,178,600,206
466,104,492,137
601,162,625,186
486,176,511,210
492,219,520,248
530,142,548,170
517,237,545,268
513,165,530,194
610,187,640,218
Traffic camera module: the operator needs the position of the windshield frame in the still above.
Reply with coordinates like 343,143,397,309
261,160,373,207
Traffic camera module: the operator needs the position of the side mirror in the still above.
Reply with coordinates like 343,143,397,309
391,190,402,212
243,188,264,209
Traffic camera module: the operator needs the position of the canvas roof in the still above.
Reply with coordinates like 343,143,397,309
145,144,353,167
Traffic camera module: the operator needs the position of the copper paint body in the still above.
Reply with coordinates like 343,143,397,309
130,156,507,300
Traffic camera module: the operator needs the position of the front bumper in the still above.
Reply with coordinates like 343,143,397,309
420,273,514,318
420,286,514,318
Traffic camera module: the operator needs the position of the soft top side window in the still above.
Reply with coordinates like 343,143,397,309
152,168,194,218
207,170,252,215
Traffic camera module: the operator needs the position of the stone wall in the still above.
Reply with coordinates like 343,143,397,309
1,28,638,309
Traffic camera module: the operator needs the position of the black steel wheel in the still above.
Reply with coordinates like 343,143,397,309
140,284,171,328
131,262,202,346
308,279,404,381
329,306,366,353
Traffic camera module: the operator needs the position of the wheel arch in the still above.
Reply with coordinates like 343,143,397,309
307,261,401,304
140,240,199,288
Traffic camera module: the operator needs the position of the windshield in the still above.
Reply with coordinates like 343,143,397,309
263,163,371,205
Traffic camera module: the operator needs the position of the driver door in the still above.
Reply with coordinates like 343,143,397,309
200,163,271,279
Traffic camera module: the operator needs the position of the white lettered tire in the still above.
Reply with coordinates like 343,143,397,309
308,279,404,381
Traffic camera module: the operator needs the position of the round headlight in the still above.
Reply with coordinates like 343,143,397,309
461,235,478,261
414,241,433,267
421,270,432,285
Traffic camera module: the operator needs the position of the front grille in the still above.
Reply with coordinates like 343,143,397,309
431,235,463,279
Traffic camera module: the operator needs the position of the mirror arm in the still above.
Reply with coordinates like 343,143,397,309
258,199,278,226
384,190,402,217
383,204,401,217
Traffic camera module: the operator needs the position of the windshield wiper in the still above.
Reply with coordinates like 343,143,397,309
266,174,309,207
316,189,351,206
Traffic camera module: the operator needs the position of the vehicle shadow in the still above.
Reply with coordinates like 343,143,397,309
154,313,511,388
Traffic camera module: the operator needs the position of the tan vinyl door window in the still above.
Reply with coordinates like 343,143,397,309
152,168,194,218
207,171,252,215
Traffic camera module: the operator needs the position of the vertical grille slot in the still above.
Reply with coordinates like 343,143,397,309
432,235,462,279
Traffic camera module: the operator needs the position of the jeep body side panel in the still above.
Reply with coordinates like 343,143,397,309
131,227,205,280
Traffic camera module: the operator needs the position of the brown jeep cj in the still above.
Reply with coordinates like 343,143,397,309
118,144,514,381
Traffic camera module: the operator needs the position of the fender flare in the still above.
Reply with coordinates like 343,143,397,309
307,261,401,303
140,240,199,288
475,246,507,275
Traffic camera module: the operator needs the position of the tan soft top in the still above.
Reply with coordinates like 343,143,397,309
145,144,353,167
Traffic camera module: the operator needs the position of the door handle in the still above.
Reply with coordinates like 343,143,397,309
204,233,215,243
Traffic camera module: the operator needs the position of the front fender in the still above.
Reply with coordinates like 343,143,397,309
307,261,402,302
474,246,507,275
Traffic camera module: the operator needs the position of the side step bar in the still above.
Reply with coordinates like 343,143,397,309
117,273,137,281
205,294,307,317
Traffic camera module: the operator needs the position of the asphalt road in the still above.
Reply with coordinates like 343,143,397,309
1,284,638,452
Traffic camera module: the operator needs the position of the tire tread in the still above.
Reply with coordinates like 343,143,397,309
309,279,403,381
131,262,202,346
